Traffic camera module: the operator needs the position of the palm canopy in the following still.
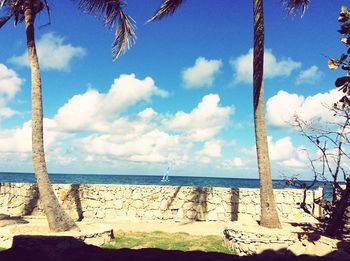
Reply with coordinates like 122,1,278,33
76,0,136,60
148,0,309,21
0,0,49,28
0,0,136,60
282,0,310,16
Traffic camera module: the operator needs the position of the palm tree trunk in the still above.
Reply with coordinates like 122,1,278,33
23,0,79,232
253,0,281,229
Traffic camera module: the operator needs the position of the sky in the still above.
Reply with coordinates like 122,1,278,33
0,0,349,180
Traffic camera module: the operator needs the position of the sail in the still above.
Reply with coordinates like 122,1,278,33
161,167,170,182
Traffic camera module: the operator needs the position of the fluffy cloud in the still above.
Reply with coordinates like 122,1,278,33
240,136,306,168
75,128,191,163
0,64,22,118
296,65,323,85
267,89,343,128
221,157,245,168
196,140,223,158
0,64,22,99
0,68,235,172
231,48,301,84
54,74,168,132
9,33,86,71
182,57,222,88
72,94,231,164
0,121,31,153
165,94,232,141
0,119,68,153
268,136,295,161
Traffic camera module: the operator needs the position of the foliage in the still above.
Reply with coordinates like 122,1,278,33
328,6,350,106
288,6,350,237
0,0,136,60
103,231,234,255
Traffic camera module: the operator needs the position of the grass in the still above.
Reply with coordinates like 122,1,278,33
103,231,234,254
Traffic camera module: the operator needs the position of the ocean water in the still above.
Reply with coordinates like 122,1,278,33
0,172,325,189
0,172,335,201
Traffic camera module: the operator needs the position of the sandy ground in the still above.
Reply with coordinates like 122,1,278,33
105,219,233,236
1,216,309,237
99,217,311,237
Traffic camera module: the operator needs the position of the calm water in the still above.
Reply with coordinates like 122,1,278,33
0,172,335,201
0,171,326,189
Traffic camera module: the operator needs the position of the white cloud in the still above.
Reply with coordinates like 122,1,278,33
0,64,22,118
9,32,86,71
72,94,231,164
267,89,343,128
0,119,67,153
0,64,22,99
0,68,235,172
296,65,323,85
0,107,16,118
165,94,233,141
138,108,157,121
268,136,294,161
280,158,305,168
221,157,245,168
54,74,168,132
196,140,223,158
182,57,222,88
74,125,192,164
230,48,301,84
0,122,31,153
240,136,306,168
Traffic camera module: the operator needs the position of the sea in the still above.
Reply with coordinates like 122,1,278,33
0,172,333,198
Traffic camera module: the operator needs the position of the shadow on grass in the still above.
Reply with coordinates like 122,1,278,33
0,235,346,261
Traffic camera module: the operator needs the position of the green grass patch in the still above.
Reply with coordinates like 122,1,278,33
103,231,234,254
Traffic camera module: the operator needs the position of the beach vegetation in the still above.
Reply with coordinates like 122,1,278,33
103,231,234,254
287,6,350,238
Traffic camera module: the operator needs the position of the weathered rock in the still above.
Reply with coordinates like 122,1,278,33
287,242,306,256
0,182,321,224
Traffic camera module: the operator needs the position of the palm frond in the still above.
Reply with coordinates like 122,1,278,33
0,15,11,28
76,0,124,19
283,0,310,17
13,8,24,26
75,0,136,60
0,0,9,8
147,0,184,23
112,9,136,60
38,0,52,29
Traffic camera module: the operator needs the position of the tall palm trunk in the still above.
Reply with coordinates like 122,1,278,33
24,0,79,232
253,0,281,229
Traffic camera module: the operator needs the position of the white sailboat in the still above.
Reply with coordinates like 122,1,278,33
161,166,170,183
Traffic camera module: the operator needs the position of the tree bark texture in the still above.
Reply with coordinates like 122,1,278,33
325,177,350,237
24,0,79,232
253,0,281,229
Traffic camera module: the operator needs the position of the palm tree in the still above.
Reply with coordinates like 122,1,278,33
148,0,309,228
0,0,135,232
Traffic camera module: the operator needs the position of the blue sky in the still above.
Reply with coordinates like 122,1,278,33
0,0,348,179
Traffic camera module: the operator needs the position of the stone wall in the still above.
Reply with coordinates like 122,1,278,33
0,183,322,223
223,226,337,256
